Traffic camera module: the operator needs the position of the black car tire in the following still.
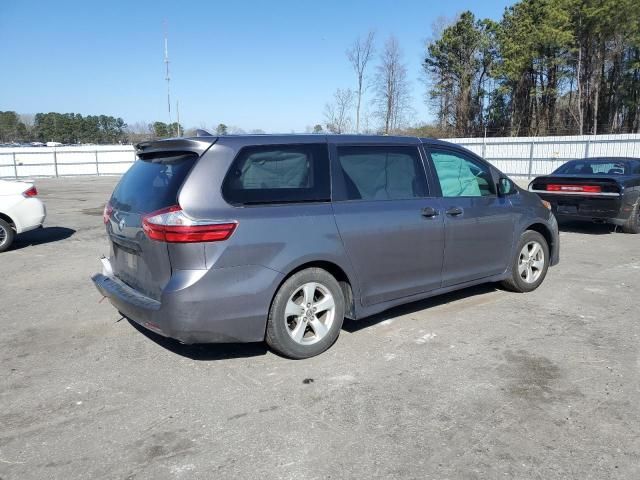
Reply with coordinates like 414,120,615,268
0,218,15,253
622,201,640,234
266,268,345,359
501,230,550,293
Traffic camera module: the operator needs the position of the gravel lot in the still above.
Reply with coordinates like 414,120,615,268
1,177,639,480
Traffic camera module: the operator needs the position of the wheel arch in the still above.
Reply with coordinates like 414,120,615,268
524,222,554,253
0,212,16,230
272,260,357,321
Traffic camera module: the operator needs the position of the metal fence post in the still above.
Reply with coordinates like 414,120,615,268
482,132,487,159
585,136,591,158
53,149,59,177
527,140,535,179
12,151,18,179
95,150,100,176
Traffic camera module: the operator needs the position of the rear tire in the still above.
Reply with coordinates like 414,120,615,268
501,230,549,293
622,201,640,234
266,268,344,359
0,219,15,253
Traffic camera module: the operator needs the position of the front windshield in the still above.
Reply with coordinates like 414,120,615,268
554,160,629,175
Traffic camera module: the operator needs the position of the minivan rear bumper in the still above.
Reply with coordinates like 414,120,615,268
92,261,284,344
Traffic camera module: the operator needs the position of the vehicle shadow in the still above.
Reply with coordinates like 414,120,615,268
558,220,615,235
128,319,268,360
342,283,498,333
12,226,76,249
128,284,500,358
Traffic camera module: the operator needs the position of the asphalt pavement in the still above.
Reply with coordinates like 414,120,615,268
1,176,639,479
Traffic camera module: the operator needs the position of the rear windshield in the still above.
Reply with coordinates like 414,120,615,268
553,160,630,175
110,153,197,213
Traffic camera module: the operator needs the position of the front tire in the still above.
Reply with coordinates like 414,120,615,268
0,219,15,253
266,268,345,359
622,201,640,234
501,230,549,293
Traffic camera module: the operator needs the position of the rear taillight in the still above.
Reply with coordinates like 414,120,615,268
23,186,38,197
546,184,602,193
142,205,237,243
103,201,113,224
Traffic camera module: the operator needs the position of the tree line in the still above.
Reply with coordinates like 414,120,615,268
0,111,269,144
424,0,640,137
323,0,640,137
0,111,128,144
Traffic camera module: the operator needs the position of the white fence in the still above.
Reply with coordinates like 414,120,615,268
0,145,136,179
1,134,640,179
449,133,640,177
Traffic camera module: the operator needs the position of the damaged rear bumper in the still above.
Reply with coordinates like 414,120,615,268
91,257,284,344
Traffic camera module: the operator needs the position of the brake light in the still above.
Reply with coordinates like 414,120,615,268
23,186,38,197
546,184,601,193
103,201,113,224
142,205,237,243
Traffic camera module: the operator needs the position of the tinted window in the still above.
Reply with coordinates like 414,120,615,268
111,153,197,213
223,144,330,205
554,160,629,175
430,150,494,197
336,146,427,200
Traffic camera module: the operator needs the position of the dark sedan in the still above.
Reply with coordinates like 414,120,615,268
529,157,640,233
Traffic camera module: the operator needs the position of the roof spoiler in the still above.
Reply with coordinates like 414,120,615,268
135,137,217,158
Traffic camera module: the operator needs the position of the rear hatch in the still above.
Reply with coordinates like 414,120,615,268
105,138,214,299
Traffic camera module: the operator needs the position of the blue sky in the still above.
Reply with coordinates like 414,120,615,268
1,0,513,132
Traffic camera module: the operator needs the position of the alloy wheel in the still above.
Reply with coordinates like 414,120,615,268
518,241,545,284
284,282,336,345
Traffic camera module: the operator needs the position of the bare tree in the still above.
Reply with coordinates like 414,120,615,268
228,125,246,134
324,88,355,134
374,36,412,134
19,113,35,128
346,31,376,133
125,121,154,143
359,107,374,134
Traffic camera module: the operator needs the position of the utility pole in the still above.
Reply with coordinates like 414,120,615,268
176,100,181,137
163,21,172,130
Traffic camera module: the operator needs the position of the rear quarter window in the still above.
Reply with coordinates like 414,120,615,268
222,144,330,205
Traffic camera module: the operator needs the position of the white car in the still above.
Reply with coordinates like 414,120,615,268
0,179,47,252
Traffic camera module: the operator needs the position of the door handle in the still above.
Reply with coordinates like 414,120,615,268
445,206,464,217
421,206,439,218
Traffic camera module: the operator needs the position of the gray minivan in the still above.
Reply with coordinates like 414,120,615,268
93,135,559,358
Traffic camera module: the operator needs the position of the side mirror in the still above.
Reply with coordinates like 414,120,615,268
498,177,517,196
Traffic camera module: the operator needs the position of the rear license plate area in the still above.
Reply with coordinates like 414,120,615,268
114,243,139,272
557,204,578,215
124,251,138,269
